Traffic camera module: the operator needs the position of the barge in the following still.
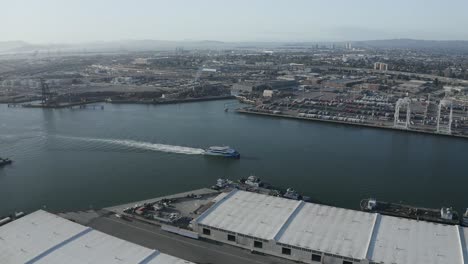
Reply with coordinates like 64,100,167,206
361,198,462,226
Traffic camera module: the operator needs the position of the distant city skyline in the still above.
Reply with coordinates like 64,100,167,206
2,0,468,43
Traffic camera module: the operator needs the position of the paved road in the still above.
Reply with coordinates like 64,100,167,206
312,65,468,84
88,214,294,264
105,188,219,214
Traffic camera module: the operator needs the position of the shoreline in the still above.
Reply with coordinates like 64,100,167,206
108,95,235,105
236,108,468,140
5,98,468,140
22,100,105,109
2,95,235,108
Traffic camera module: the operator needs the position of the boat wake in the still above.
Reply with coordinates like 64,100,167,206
55,136,205,155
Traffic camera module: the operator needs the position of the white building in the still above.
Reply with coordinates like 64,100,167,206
202,68,217,73
444,86,466,93
133,58,149,65
0,210,193,264
231,82,255,95
263,89,274,98
374,62,388,71
192,189,468,264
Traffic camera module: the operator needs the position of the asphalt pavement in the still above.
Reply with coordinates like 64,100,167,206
88,213,295,264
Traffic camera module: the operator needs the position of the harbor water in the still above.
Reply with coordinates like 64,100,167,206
0,100,467,216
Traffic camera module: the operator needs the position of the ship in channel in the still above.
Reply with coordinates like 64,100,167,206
204,146,240,159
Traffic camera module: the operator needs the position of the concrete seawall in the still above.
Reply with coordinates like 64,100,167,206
110,95,235,105
236,109,468,140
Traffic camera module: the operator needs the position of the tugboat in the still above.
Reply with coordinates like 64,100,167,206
360,198,460,226
204,146,240,159
211,178,232,190
244,175,263,187
0,157,12,167
283,188,301,200
282,188,312,202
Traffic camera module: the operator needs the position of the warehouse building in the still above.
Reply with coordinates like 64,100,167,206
231,80,299,95
192,190,468,264
0,210,193,264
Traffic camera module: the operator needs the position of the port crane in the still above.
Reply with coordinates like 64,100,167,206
40,78,58,106
393,97,411,129
40,78,51,104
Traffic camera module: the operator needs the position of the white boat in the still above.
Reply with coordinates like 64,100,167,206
204,146,240,159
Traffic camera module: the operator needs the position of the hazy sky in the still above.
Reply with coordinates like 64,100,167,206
2,0,468,43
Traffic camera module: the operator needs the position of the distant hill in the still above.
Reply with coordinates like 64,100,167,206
0,41,31,51
0,41,62,53
2,39,468,54
38,39,232,53
353,39,468,51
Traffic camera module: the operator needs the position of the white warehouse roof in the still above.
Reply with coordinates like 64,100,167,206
367,215,466,264
0,210,193,264
0,210,89,263
34,229,156,264
147,253,194,264
275,202,376,260
195,190,468,264
462,227,468,263
195,189,301,240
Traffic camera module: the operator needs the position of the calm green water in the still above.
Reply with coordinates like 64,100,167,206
0,100,467,216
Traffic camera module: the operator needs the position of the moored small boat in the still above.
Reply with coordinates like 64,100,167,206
463,208,468,227
0,158,12,167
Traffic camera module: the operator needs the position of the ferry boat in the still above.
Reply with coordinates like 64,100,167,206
360,198,460,226
0,158,12,167
204,146,240,159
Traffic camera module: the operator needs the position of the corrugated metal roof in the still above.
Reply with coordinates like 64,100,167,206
0,210,89,263
197,189,301,240
35,230,155,264
147,253,194,264
276,202,376,260
459,226,468,264
367,215,464,264
0,210,194,264
197,190,468,264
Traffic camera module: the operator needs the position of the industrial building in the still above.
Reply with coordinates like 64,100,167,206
192,190,468,264
374,62,388,71
231,80,299,95
323,79,364,89
0,210,193,264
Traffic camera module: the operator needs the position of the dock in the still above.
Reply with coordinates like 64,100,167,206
103,188,220,229
237,108,468,140
53,181,468,264
109,95,235,105
22,100,105,109
105,188,218,214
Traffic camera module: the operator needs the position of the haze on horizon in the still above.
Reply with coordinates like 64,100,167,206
2,0,468,44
